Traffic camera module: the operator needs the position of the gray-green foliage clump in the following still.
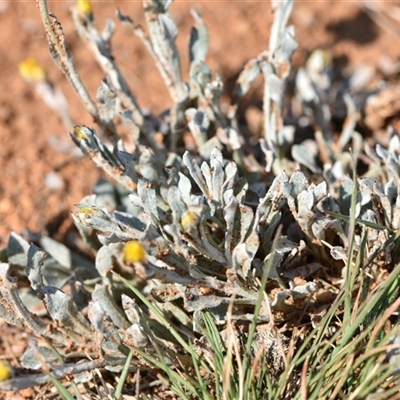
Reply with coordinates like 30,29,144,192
1,0,400,397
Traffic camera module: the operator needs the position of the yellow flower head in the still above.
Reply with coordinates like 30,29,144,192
18,57,46,83
73,125,89,141
124,241,146,263
0,361,12,382
76,206,99,226
78,206,98,215
77,0,93,16
181,211,199,231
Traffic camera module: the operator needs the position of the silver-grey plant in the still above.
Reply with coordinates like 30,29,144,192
0,0,399,397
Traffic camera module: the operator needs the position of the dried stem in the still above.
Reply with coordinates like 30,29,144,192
36,0,99,123
0,358,111,390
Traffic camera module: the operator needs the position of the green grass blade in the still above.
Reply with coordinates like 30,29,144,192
114,350,134,400
46,374,76,400
325,211,396,234
190,344,212,399
114,271,211,374
241,228,282,398
132,346,195,399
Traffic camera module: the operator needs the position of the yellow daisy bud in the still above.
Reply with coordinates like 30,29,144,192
18,57,46,83
76,206,99,226
181,211,199,231
73,125,88,141
77,0,93,16
124,241,146,263
78,206,98,215
0,361,12,382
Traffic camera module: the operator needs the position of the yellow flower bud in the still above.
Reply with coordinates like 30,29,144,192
124,241,146,263
73,125,88,141
18,57,46,83
78,207,98,215
77,0,93,16
0,361,12,382
181,211,199,231
76,206,99,226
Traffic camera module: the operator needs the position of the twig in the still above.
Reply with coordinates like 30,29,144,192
36,0,99,123
0,358,110,391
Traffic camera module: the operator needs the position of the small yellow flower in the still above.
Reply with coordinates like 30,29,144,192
18,57,46,83
78,206,98,215
77,0,93,16
124,241,146,263
181,211,199,231
73,125,88,141
76,206,99,226
0,361,12,381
